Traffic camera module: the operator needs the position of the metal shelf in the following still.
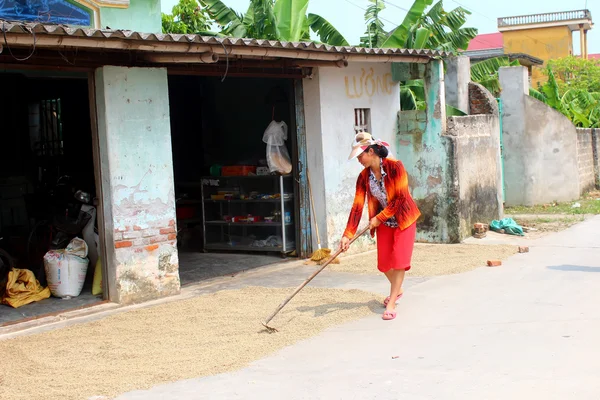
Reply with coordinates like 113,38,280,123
204,243,295,253
201,174,293,180
200,173,295,254
179,175,293,188
205,221,294,227
204,197,293,203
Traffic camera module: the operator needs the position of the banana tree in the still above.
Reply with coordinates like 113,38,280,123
200,0,348,45
531,67,600,128
470,56,521,97
382,0,477,52
379,0,478,111
360,0,387,48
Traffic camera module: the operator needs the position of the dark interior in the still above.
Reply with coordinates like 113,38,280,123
168,75,294,181
0,71,101,325
167,75,298,284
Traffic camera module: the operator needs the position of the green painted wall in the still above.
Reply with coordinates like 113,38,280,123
100,0,161,32
397,60,459,243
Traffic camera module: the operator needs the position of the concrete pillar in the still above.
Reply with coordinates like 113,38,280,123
584,30,589,60
425,59,447,135
444,56,470,114
499,66,528,206
95,66,180,305
580,26,586,59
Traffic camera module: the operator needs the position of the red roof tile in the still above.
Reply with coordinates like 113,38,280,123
467,32,504,51
589,54,600,59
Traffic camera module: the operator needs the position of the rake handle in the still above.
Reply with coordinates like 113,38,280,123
262,226,369,327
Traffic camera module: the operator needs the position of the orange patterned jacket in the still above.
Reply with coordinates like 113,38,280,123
342,157,421,239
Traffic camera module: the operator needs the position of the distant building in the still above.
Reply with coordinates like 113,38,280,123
463,10,594,87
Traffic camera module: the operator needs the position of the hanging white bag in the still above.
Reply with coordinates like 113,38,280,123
262,120,292,174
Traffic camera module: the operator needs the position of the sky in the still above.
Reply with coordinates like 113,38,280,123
160,0,599,54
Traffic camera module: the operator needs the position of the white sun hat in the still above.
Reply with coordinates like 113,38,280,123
348,131,390,160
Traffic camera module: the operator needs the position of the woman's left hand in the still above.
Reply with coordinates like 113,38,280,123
369,217,381,230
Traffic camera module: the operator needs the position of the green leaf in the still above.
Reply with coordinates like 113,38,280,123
541,68,564,112
308,13,349,46
446,104,467,116
246,0,280,40
413,27,430,49
529,88,547,103
400,86,418,110
274,0,309,42
360,0,387,47
425,1,444,24
443,6,471,31
201,0,246,37
442,27,477,51
405,79,425,99
470,56,515,96
471,57,511,81
381,0,434,48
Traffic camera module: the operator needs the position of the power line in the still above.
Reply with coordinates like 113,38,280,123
342,0,399,28
380,0,409,13
449,0,558,51
384,0,504,50
343,0,546,52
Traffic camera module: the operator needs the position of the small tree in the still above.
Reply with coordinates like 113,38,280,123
545,56,600,94
162,0,213,34
360,0,386,48
532,66,600,128
200,0,348,45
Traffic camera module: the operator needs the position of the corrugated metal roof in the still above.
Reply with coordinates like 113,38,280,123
0,19,446,59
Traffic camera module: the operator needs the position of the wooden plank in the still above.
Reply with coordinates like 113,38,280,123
293,79,312,258
88,71,113,302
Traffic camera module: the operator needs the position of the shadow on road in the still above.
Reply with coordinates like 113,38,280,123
547,265,600,273
295,300,382,317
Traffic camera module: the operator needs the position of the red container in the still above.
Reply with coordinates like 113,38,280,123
221,166,257,176
176,206,195,220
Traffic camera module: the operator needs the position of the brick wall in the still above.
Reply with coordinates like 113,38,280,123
576,128,596,195
468,82,498,115
114,220,177,252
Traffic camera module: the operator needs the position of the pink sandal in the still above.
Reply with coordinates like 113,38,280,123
382,310,397,320
383,293,403,306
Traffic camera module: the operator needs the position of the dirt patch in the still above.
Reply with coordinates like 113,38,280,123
324,244,519,277
512,215,584,234
0,287,378,400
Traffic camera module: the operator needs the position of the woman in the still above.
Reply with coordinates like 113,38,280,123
340,132,421,321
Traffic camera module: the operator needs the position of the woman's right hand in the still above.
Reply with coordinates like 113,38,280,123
339,237,350,252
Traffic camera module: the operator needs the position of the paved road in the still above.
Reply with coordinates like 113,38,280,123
117,216,600,400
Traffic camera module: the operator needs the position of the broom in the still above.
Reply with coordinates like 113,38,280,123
262,225,369,333
307,170,337,264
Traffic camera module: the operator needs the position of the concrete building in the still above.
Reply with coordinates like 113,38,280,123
463,32,544,79
0,14,458,325
0,6,506,327
464,10,594,87
0,0,160,32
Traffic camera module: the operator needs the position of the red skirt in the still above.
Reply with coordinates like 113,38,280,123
376,222,417,273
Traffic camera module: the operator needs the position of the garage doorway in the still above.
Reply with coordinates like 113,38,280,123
167,74,305,286
0,70,106,326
